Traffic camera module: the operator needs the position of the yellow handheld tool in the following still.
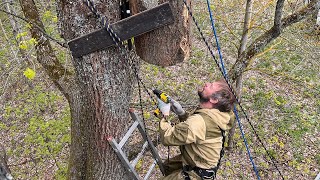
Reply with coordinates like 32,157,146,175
153,89,171,117
153,89,171,103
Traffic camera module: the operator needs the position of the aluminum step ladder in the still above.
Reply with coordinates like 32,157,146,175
107,109,165,180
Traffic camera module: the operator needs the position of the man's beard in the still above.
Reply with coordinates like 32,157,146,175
198,91,210,103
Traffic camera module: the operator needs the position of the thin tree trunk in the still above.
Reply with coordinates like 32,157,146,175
317,9,320,25
227,0,253,150
227,0,317,149
19,0,72,100
237,0,253,58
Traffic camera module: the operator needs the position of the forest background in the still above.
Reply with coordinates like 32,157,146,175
0,0,319,179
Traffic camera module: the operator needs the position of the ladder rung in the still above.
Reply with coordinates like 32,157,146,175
131,141,149,167
144,160,157,180
119,120,139,148
129,110,165,175
108,109,165,179
107,137,140,180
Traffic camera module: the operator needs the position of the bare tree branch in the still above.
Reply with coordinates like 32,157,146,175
229,0,318,81
238,0,253,57
228,0,253,150
19,0,74,101
274,0,285,32
0,8,67,48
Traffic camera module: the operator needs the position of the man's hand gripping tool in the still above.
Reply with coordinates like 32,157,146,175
153,89,171,118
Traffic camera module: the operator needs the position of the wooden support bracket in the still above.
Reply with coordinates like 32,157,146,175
68,2,174,58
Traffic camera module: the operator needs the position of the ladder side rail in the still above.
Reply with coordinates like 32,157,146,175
136,123,165,174
143,160,157,180
129,110,165,174
108,137,141,180
131,141,149,167
118,120,139,148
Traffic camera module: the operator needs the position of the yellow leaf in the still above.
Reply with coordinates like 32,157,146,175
279,141,284,148
16,32,28,40
19,41,28,50
143,112,151,119
136,159,143,171
26,23,32,29
52,16,58,23
29,38,38,45
225,161,231,167
44,10,52,16
24,68,36,80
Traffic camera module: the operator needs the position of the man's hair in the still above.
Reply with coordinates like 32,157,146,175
211,79,235,112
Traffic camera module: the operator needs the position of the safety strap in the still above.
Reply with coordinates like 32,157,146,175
182,127,225,180
216,127,225,170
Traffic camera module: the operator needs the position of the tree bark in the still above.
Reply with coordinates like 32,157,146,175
237,0,253,58
57,0,136,179
20,0,137,179
229,0,318,81
19,0,73,100
132,0,191,66
227,0,253,149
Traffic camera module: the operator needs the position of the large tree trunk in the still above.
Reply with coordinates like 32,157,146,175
132,0,191,66
57,0,136,179
20,0,136,178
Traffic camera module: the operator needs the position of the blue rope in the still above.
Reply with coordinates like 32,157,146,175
233,107,261,180
205,1,260,179
205,0,227,78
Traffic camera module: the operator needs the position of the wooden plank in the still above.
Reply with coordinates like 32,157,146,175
68,2,174,58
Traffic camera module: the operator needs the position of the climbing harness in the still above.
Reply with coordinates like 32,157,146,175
181,126,225,180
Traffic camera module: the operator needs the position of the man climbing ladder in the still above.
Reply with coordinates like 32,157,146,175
157,79,235,179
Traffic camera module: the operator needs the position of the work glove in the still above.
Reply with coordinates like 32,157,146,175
170,98,186,116
157,98,170,116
